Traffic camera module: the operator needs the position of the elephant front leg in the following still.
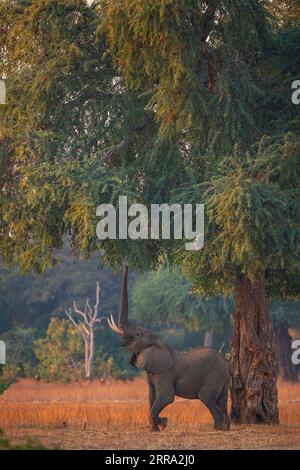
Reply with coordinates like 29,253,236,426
150,393,174,431
148,382,159,432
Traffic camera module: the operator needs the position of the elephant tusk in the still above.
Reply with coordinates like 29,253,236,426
108,316,117,332
111,315,123,334
107,315,123,335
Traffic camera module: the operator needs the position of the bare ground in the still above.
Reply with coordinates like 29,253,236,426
3,423,300,450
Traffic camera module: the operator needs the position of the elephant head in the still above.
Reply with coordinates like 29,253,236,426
108,267,174,374
108,266,159,355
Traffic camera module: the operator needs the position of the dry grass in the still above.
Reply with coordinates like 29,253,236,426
0,378,300,449
0,377,148,403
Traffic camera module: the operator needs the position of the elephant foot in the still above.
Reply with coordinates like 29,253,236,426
213,414,231,431
224,419,230,431
214,423,230,431
150,424,160,432
158,417,168,430
213,424,223,431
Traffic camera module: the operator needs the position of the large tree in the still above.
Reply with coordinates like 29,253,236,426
1,0,299,425
100,0,300,424
182,134,300,423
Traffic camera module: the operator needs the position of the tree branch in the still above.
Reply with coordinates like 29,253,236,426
93,282,100,322
99,112,152,165
100,138,129,165
66,309,80,330
73,301,88,323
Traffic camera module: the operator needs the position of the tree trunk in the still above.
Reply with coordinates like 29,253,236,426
83,336,89,380
87,331,94,381
275,324,298,382
203,329,214,347
230,274,279,424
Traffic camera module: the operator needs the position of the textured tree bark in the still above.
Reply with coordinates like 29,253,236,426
203,329,214,347
230,274,279,424
275,324,298,383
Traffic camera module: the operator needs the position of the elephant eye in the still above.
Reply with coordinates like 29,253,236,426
136,332,140,336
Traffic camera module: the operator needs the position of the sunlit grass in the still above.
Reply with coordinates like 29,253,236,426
0,378,299,430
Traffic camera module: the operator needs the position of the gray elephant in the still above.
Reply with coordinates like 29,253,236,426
108,266,230,431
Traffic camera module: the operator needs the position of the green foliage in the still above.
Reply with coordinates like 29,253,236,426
32,316,136,381
105,348,139,380
0,429,48,450
34,317,84,381
1,328,38,377
132,268,232,334
0,0,274,277
0,378,13,396
100,0,269,151
0,0,119,140
181,137,300,296
0,0,148,272
265,0,300,29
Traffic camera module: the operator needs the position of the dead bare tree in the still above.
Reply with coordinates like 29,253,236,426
66,282,103,380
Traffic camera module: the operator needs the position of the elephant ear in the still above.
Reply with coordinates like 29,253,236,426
137,344,174,375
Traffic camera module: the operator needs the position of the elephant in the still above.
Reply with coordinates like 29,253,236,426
108,266,230,431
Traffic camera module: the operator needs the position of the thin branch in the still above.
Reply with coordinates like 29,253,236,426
66,309,80,330
73,301,88,323
93,282,100,321
79,321,90,337
86,299,93,322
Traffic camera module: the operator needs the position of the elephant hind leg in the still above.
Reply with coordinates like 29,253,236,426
198,386,227,431
216,386,230,430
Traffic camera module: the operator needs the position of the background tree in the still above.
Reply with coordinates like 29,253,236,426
132,268,232,350
0,246,124,332
0,328,38,381
66,282,103,380
0,247,139,380
34,318,83,382
270,301,300,383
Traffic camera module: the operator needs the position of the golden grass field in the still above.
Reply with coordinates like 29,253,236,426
0,377,300,449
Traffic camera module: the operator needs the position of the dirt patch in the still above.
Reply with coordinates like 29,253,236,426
3,424,300,450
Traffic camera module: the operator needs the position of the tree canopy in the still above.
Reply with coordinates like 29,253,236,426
0,0,299,421
132,267,232,335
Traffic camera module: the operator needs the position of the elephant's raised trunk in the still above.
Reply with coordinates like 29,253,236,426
107,265,129,335
118,265,128,327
